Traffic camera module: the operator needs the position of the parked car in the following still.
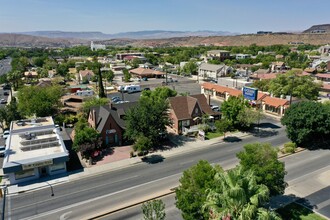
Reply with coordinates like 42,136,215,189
111,96,121,101
142,77,148,81
3,130,10,139
3,92,9,96
143,87,150,91
0,146,6,156
0,99,7,104
211,105,220,112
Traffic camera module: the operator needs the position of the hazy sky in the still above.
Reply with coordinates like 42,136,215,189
1,0,329,34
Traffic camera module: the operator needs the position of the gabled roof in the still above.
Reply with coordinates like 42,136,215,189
169,96,198,120
89,102,138,132
190,94,214,115
79,70,94,77
169,95,217,120
316,73,330,78
262,96,289,108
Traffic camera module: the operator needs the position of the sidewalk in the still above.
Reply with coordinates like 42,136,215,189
5,131,250,194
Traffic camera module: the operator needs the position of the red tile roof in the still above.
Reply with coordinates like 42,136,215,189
316,73,330,78
202,82,242,97
262,96,289,108
251,73,279,80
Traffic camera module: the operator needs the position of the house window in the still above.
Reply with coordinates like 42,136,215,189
15,169,35,180
182,120,190,127
195,108,198,114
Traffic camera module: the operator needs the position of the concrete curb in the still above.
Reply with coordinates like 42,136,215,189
87,191,175,220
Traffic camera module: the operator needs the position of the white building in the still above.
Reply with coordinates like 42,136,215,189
235,54,251,60
198,63,232,81
91,41,106,51
2,117,69,184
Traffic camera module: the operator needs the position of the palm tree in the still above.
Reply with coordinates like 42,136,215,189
204,166,278,220
7,70,22,90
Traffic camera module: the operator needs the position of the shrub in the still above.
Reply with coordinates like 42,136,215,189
283,142,297,154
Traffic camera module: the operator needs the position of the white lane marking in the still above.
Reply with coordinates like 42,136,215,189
13,175,139,211
179,160,194,165
20,173,182,220
59,211,72,220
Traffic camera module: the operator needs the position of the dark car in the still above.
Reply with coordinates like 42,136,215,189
142,77,148,81
3,92,9,96
2,84,11,90
143,87,150,91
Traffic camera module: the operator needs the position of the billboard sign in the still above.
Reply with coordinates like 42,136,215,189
243,87,258,101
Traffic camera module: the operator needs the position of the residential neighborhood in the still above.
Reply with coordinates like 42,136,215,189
1,3,330,219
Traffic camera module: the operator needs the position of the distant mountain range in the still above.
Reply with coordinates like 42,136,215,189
17,30,239,40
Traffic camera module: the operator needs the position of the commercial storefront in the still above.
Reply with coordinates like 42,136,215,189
2,117,69,184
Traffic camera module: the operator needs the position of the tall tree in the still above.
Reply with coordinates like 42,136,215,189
204,166,276,220
125,87,176,151
268,71,321,100
176,160,219,220
17,85,63,117
141,199,166,220
281,101,330,147
221,96,249,127
237,142,287,196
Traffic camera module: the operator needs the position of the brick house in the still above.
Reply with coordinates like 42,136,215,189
168,94,219,134
88,102,137,146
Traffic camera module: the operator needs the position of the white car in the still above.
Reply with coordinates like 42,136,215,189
3,130,10,139
0,99,6,104
211,105,220,112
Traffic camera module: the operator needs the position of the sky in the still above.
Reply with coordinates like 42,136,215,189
0,0,329,34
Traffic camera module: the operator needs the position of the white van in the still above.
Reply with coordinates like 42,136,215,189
125,85,141,94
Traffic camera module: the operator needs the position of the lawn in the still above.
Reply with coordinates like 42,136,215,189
276,202,325,220
205,131,223,139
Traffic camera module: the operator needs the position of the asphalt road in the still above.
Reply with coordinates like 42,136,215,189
6,124,289,220
0,57,12,76
102,150,330,220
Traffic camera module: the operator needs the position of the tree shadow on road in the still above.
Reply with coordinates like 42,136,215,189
250,129,279,138
223,136,242,142
269,194,314,210
141,154,165,164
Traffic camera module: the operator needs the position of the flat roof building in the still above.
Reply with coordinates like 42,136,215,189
2,117,69,184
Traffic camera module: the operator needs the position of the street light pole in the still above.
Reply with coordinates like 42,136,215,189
1,185,7,220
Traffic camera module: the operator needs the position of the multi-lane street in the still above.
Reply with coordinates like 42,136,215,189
5,124,290,220
103,149,330,220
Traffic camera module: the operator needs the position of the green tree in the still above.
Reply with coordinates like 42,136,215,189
237,142,287,196
281,101,330,147
73,125,100,159
7,70,23,90
252,79,271,92
204,166,275,220
182,61,198,75
17,85,63,117
221,96,249,127
142,199,166,220
237,108,263,130
176,160,218,220
125,87,176,152
103,70,114,82
123,69,131,82
82,97,109,115
268,71,321,100
215,119,232,137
